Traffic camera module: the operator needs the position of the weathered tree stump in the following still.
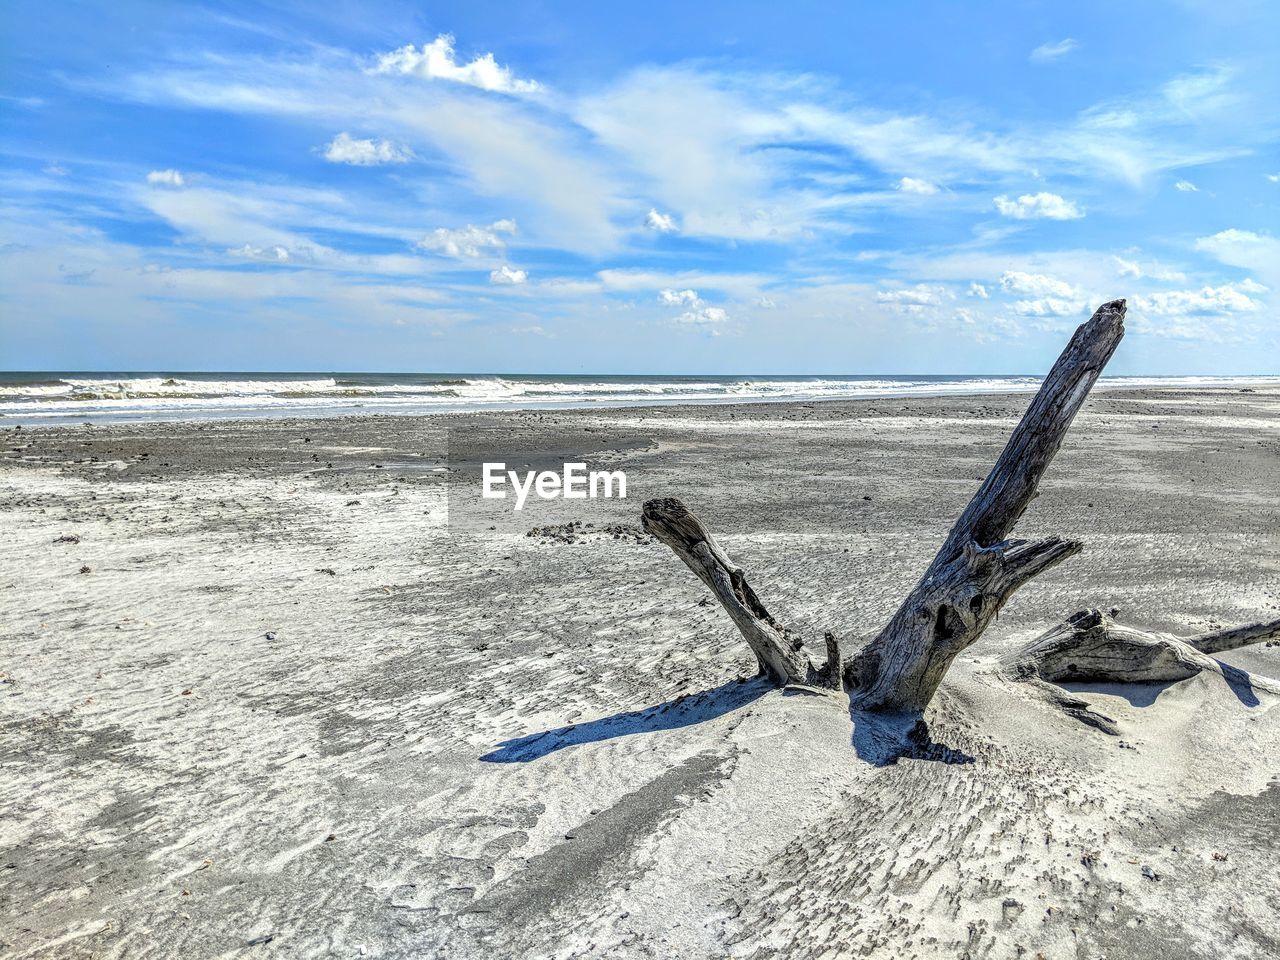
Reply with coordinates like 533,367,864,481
639,298,1280,742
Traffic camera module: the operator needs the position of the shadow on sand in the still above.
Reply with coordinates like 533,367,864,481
481,677,770,763
848,707,976,767
1062,661,1263,710
482,673,985,767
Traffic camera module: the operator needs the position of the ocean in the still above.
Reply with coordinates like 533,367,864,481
1,371,1275,424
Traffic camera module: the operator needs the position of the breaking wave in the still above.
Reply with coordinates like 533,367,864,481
1,372,1275,423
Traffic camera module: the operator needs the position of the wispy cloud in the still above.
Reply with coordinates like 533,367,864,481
6,12,1277,370
1030,39,1078,62
896,177,938,195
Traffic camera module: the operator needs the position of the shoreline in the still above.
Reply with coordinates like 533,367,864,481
3,377,1278,429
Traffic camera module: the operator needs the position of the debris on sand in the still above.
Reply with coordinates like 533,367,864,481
53,534,81,544
264,631,277,641
78,565,91,574
316,568,337,576
526,520,652,544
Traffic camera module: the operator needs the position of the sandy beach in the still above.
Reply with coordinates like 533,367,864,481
2,386,1279,959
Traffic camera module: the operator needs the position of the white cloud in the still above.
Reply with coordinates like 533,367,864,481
998,271,1078,299
659,288,700,306
43,163,70,177
1194,228,1279,263
655,287,728,324
968,282,989,299
1268,173,1280,184
1174,179,1198,192
489,264,527,284
896,177,938,195
876,284,941,306
228,243,291,262
147,169,185,187
417,219,517,258
999,271,1087,317
372,35,541,94
643,208,678,232
993,192,1083,220
1030,39,1078,62
1111,256,1186,283
676,305,729,325
322,132,413,165
510,324,549,336
1194,229,1280,287
1012,298,1085,317
1134,284,1263,315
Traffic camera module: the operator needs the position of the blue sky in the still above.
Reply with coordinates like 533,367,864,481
1,1,1278,374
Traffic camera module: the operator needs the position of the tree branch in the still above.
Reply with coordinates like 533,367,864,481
641,498,817,685
1190,618,1280,654
933,299,1127,565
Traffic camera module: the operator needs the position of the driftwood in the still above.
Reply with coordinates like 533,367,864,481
1001,608,1280,732
640,298,1280,737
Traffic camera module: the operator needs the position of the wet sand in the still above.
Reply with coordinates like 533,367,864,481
2,387,1279,958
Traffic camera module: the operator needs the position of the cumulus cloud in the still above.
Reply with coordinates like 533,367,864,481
146,169,185,187
372,35,541,94
968,282,989,299
644,208,678,232
489,264,527,284
659,288,700,306
993,192,1083,220
896,177,938,195
322,132,413,166
1030,39,1078,62
1174,179,1198,192
998,271,1084,316
656,287,728,324
1268,173,1280,183
417,219,517,258
876,284,941,306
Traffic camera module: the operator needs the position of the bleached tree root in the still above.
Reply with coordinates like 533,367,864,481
1002,608,1280,732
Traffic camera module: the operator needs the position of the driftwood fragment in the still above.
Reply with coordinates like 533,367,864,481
1003,609,1280,731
